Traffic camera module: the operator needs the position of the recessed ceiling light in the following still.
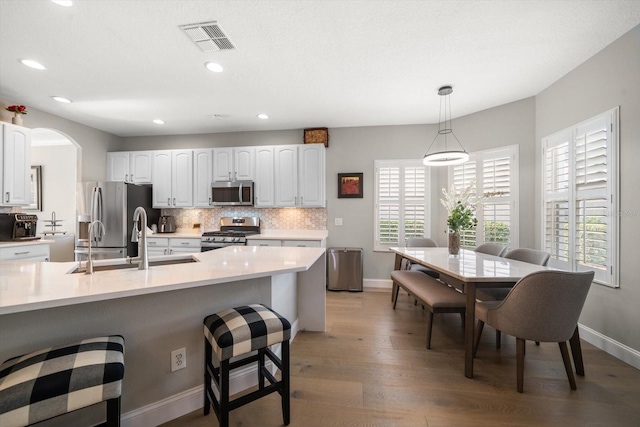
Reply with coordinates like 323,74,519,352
257,114,269,120
205,62,223,73
153,119,165,125
51,0,73,6
211,114,224,119
20,59,46,70
52,96,72,103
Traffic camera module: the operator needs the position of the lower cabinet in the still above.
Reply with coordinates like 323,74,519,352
247,239,323,248
147,237,201,255
0,244,50,262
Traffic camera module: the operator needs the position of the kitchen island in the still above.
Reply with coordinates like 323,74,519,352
0,246,326,426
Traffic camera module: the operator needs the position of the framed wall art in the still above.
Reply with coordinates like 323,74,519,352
338,173,363,198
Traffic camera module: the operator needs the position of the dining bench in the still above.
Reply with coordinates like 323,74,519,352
391,270,467,349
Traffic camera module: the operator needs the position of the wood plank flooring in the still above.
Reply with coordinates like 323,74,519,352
160,289,640,427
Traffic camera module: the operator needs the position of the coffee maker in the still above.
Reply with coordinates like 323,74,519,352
0,213,40,241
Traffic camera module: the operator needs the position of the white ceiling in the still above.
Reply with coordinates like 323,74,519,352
1,1,639,138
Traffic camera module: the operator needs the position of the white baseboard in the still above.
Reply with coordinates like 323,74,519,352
364,278,392,289
122,318,299,427
578,323,640,370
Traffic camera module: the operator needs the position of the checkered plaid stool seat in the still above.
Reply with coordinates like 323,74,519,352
203,304,291,427
0,336,125,427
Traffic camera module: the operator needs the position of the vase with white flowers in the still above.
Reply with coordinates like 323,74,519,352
441,181,505,255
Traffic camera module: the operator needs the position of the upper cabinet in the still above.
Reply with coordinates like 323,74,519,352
193,149,213,207
270,144,326,208
107,151,152,184
1,123,31,206
254,146,275,207
151,150,193,208
212,147,254,182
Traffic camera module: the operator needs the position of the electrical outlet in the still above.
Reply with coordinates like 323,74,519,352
171,348,186,372
335,218,343,226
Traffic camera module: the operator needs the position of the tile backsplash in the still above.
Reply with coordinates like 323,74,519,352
161,207,327,231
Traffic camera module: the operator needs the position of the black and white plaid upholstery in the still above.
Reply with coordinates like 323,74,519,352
0,335,125,427
204,304,291,361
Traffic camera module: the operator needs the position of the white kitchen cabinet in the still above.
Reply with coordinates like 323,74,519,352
254,146,275,207
1,123,31,206
152,150,193,208
0,243,50,261
272,144,325,208
146,237,200,255
274,145,298,207
106,151,153,184
298,144,325,207
193,149,213,207
247,239,282,247
212,147,254,182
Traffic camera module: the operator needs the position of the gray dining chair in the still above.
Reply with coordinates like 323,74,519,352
405,237,439,277
479,248,551,347
474,242,508,257
473,270,594,392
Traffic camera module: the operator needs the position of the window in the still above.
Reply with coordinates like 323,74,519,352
448,145,519,249
542,108,619,287
374,160,430,251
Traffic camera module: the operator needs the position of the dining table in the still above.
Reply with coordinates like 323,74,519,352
390,246,560,379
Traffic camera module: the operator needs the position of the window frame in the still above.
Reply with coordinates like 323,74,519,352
541,107,619,288
373,159,431,252
447,144,520,250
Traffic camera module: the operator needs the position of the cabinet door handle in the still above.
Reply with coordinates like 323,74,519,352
173,198,176,206
181,242,189,245
163,249,167,255
14,251,30,255
209,197,212,205
148,241,156,245
5,192,9,203
260,244,268,246
301,196,303,205
228,171,231,180
125,174,129,182
167,198,170,206
131,174,134,182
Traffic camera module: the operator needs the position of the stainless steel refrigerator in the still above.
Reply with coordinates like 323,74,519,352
75,182,160,261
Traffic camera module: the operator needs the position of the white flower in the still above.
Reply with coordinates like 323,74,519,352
440,181,506,214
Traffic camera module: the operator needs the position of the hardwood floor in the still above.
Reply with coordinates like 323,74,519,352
161,289,640,427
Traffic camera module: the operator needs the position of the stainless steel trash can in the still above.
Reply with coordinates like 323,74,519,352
327,247,363,292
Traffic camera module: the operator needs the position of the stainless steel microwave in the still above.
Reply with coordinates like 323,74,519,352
211,181,254,206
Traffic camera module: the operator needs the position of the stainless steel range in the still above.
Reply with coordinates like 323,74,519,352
201,217,260,251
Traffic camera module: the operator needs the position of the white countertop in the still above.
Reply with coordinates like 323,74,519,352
0,245,325,315
247,229,328,240
0,239,54,248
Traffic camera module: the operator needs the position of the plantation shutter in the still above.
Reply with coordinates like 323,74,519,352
451,160,477,247
542,109,617,287
375,160,430,251
448,145,518,249
376,163,400,245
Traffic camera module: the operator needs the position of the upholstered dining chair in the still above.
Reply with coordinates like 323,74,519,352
405,237,439,277
479,248,551,347
473,270,594,392
474,242,508,257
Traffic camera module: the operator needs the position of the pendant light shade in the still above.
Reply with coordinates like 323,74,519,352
423,86,469,166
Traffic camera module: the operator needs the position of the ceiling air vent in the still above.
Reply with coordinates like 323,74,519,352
179,21,236,52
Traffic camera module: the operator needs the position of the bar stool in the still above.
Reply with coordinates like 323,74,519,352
203,304,291,427
0,335,125,427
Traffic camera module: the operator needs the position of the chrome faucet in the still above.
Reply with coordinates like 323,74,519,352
127,206,149,270
86,220,106,275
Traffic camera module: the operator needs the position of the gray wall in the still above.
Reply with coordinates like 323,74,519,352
535,25,640,351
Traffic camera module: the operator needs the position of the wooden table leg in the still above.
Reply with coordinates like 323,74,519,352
465,283,477,378
392,254,403,302
569,326,585,376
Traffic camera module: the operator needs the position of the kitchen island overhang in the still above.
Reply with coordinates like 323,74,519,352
0,246,326,425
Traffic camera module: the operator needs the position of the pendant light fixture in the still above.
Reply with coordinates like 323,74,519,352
422,86,469,166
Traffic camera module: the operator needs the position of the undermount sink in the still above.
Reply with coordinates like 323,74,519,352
69,256,198,274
